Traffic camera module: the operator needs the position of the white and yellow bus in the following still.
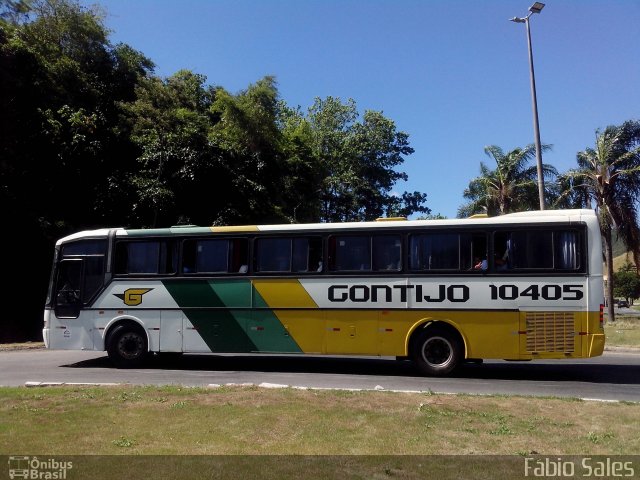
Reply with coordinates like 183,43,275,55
43,209,605,376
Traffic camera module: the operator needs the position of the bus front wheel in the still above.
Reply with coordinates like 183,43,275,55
411,326,463,376
106,324,148,368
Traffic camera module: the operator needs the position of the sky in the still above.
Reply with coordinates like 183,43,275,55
82,0,639,219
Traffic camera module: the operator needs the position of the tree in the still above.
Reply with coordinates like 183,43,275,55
458,144,555,218
417,213,448,220
1,0,153,234
0,0,152,341
278,103,323,222
613,263,640,305
557,120,640,322
127,70,217,227
0,0,432,341
306,97,429,222
208,76,289,224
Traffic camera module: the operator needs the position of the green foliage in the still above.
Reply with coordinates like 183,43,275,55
126,70,217,226
127,82,429,226
458,144,556,217
0,0,153,341
416,213,448,220
112,436,136,448
613,264,640,304
305,97,429,221
557,120,640,321
208,76,288,224
1,0,429,341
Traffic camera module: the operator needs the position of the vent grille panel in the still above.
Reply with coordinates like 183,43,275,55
525,312,575,353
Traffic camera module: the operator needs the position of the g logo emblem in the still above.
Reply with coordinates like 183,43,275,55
114,288,153,306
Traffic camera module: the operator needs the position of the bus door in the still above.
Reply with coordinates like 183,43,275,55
51,259,94,349
159,311,183,352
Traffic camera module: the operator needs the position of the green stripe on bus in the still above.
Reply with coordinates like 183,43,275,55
183,309,254,352
164,280,225,308
251,289,303,353
163,279,258,352
163,279,301,353
209,280,251,308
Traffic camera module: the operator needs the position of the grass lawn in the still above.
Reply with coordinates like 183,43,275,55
605,315,640,348
1,385,638,456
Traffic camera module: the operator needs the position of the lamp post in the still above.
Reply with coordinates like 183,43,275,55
511,2,546,210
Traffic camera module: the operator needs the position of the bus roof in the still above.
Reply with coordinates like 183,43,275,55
56,209,598,244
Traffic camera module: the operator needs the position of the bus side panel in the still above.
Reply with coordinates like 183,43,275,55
377,310,520,359
45,309,94,351
586,311,605,357
453,310,520,359
272,310,325,354
164,279,250,353
91,310,160,352
324,310,379,355
182,309,249,353
182,316,210,352
252,279,317,353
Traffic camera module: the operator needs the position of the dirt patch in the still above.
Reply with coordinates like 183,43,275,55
0,342,45,351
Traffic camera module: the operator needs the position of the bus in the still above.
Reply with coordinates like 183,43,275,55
43,208,605,376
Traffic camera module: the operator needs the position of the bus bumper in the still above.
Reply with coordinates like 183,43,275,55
43,310,50,348
588,333,605,357
42,327,50,348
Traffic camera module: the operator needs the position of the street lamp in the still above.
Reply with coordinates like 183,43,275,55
511,2,546,210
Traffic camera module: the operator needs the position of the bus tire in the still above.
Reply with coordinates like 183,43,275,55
411,325,463,376
106,324,148,368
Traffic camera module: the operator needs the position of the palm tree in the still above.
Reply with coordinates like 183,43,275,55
458,144,556,218
555,120,640,322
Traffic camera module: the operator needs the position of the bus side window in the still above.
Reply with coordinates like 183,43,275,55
114,240,175,275
508,231,553,269
329,236,371,271
308,237,323,273
229,238,249,274
493,232,511,271
555,230,579,270
114,242,128,274
372,235,401,271
256,238,291,272
292,237,322,273
409,233,460,270
54,259,83,318
56,260,82,305
185,239,228,273
182,240,196,273
462,232,487,271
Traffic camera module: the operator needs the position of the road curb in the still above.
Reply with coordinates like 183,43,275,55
604,346,640,354
25,381,122,387
24,381,636,403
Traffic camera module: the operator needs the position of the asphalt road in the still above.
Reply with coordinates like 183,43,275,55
1,349,639,402
613,306,640,316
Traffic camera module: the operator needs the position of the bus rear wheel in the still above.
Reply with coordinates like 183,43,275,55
107,324,148,368
411,326,463,376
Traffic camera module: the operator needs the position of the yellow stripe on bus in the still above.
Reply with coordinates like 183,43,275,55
251,278,601,360
252,279,319,309
252,279,322,353
209,225,259,232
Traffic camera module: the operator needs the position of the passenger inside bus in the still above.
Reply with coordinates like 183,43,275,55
473,257,487,270
495,252,508,270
